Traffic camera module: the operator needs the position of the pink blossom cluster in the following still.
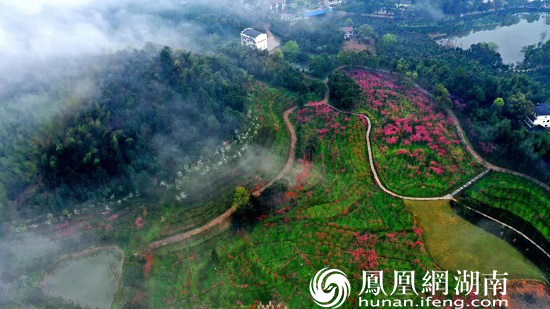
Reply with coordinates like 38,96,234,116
135,217,144,229
480,142,497,154
299,101,350,137
349,69,468,178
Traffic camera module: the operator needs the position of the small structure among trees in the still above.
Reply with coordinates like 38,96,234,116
526,103,550,129
342,27,354,40
241,28,268,50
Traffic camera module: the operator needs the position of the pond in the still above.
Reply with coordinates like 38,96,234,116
41,247,124,309
438,13,550,65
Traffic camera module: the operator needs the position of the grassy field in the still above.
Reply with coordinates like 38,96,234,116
405,200,542,279
459,172,550,241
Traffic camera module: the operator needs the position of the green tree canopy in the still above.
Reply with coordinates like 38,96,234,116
282,40,300,62
493,97,505,108
231,186,251,210
357,24,375,44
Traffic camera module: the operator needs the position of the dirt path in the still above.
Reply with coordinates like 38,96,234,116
446,108,550,191
252,106,297,197
149,106,297,250
149,66,548,250
264,27,281,54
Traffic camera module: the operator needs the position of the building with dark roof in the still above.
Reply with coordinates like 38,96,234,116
526,103,550,129
240,28,268,50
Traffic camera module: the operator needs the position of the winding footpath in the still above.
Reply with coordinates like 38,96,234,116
328,65,550,192
324,102,457,200
320,67,489,200
149,66,549,256
252,107,297,197
446,109,550,192
319,66,550,260
149,106,297,250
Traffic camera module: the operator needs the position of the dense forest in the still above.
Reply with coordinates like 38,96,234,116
221,44,325,98
1,47,254,214
328,71,361,110
1,1,549,215
522,40,550,68
0,38,326,217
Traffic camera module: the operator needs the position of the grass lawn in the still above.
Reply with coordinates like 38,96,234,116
405,200,542,279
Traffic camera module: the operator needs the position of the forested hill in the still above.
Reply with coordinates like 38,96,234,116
1,47,252,212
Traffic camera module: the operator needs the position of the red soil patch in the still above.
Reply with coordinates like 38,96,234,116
342,40,370,52
144,252,154,280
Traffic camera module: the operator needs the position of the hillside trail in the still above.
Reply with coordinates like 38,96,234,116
148,106,297,250
149,65,548,251
318,65,550,261
322,65,549,192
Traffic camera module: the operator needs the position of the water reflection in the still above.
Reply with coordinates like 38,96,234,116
438,13,550,65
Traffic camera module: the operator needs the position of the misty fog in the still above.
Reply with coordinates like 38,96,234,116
0,0,241,82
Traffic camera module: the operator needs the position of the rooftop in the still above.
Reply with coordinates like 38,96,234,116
304,7,332,17
535,103,550,116
242,28,265,38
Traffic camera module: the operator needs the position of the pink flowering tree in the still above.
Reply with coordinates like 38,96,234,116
347,69,483,196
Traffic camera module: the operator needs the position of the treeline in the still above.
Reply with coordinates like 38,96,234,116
272,19,344,56
2,47,253,213
522,40,550,69
342,0,506,17
328,71,361,110
220,43,326,101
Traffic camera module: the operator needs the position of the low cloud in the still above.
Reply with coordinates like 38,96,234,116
0,0,237,81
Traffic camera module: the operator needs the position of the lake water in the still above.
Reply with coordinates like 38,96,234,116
439,14,550,65
42,247,123,309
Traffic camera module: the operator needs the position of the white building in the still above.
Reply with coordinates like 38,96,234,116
241,28,268,51
281,13,302,21
267,0,287,12
526,103,550,129
342,27,354,40
241,0,287,12
325,0,343,6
